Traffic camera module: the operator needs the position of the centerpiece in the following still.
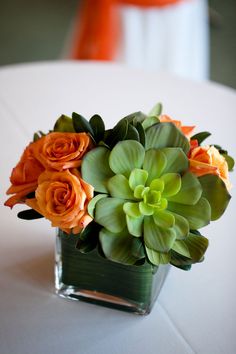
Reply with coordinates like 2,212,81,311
5,103,233,314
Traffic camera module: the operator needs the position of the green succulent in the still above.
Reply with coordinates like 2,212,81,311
81,122,231,268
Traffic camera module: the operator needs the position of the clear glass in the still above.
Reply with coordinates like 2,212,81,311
55,229,170,315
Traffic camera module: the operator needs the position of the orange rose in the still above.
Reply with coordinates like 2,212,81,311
5,141,44,208
189,145,231,190
159,115,195,138
25,169,94,234
32,132,92,171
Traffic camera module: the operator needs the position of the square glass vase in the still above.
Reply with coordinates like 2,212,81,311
55,229,170,315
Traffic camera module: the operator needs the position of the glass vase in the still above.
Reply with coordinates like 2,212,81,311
55,229,170,315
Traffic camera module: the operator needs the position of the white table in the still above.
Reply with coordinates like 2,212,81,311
0,61,235,354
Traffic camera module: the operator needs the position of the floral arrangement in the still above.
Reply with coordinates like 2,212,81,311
5,104,234,270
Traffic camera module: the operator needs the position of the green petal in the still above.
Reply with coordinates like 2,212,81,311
139,202,154,216
160,147,189,174
144,217,176,252
134,185,145,199
143,149,167,183
145,246,170,265
129,169,148,190
88,194,107,218
126,215,143,237
107,174,134,200
199,174,231,220
153,210,175,228
99,228,140,265
145,123,190,154
81,147,113,193
149,179,164,193
171,213,189,239
95,197,126,233
161,173,181,197
146,190,161,205
168,172,202,205
109,140,145,177
123,202,141,217
168,197,211,229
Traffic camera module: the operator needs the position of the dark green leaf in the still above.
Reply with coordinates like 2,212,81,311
17,209,43,220
191,131,211,144
89,114,105,143
136,122,146,147
75,222,100,253
105,119,128,148
72,112,94,135
33,132,40,142
126,124,140,141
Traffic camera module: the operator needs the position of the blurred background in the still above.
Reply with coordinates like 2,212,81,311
0,0,235,88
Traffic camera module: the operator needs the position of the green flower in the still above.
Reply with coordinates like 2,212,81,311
81,123,230,267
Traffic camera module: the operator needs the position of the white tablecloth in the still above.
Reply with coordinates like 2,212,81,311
0,61,235,354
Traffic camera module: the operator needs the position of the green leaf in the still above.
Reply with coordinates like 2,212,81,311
126,214,143,236
148,102,162,117
129,169,148,191
191,131,211,144
171,213,189,239
89,114,105,143
81,147,114,193
161,173,181,197
145,246,170,265
173,233,209,262
95,197,126,233
222,154,234,171
168,172,202,205
105,119,128,148
107,174,134,199
142,116,160,130
168,197,211,229
143,149,167,184
123,202,141,217
131,238,145,259
53,114,75,132
109,140,145,177
160,147,189,174
199,174,231,220
17,209,43,220
72,112,94,135
144,217,176,252
88,194,107,218
99,228,140,265
146,122,190,154
120,111,147,124
153,210,175,229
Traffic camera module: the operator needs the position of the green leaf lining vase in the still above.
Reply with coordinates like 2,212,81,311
55,229,170,315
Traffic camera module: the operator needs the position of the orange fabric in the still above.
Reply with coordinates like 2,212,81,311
71,0,183,60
